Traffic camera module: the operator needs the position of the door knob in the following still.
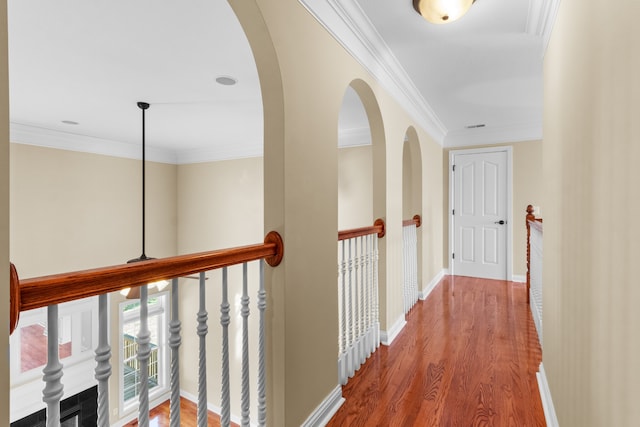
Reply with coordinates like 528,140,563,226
495,220,506,225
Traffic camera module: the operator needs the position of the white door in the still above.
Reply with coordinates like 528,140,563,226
452,150,509,280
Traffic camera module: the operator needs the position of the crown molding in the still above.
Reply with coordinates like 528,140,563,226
338,126,372,148
10,123,178,164
526,0,561,57
10,123,267,165
444,120,542,148
299,0,447,145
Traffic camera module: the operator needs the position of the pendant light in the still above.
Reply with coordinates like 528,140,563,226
121,102,168,299
413,0,476,24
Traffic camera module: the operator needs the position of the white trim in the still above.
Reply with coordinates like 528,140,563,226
300,386,345,427
536,363,559,427
448,147,514,281
10,122,177,164
512,274,526,283
298,0,447,145
420,269,445,300
380,316,406,346
526,0,562,58
178,390,258,427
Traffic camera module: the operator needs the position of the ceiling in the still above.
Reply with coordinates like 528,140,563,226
7,0,556,164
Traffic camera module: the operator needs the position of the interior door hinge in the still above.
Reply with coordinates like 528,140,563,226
452,253,455,259
452,209,455,215
453,164,456,172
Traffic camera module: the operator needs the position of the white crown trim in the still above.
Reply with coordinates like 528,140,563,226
299,0,447,145
10,122,178,164
526,0,562,58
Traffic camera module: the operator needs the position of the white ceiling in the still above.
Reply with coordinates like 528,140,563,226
7,0,556,164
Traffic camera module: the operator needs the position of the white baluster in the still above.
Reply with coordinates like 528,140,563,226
338,240,347,385
257,260,267,427
197,272,208,427
95,294,111,427
169,278,181,427
353,236,361,370
365,234,373,356
347,238,354,378
43,304,63,427
358,236,366,364
241,263,251,427
374,236,380,347
220,267,231,427
402,226,407,314
137,285,151,427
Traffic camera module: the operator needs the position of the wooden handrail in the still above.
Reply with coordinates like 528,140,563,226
9,231,283,334
338,218,386,241
402,214,421,228
526,205,543,303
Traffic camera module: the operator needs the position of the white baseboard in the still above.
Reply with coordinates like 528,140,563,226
301,385,345,427
420,269,446,300
512,274,526,283
536,363,559,427
380,315,406,346
180,390,256,427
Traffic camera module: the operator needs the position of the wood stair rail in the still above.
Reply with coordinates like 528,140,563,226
9,231,284,334
402,214,421,228
526,205,543,303
337,215,421,242
338,218,386,241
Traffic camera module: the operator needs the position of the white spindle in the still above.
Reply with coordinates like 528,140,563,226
530,223,543,343
346,239,354,377
43,304,63,427
374,236,380,347
241,263,251,427
197,272,208,427
353,237,361,370
95,294,111,427
169,278,181,427
257,260,267,427
358,236,366,365
338,240,347,385
137,285,151,427
365,234,373,355
220,267,231,427
403,224,419,314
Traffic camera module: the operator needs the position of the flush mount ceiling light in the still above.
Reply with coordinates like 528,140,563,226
413,0,476,24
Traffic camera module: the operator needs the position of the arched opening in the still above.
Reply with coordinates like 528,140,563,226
402,127,423,313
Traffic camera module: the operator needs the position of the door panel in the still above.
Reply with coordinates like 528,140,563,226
453,151,508,280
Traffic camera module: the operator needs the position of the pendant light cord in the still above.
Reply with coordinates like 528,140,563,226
138,102,150,261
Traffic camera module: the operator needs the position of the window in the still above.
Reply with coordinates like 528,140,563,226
119,292,169,410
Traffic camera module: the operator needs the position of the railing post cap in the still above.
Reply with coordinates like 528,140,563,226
374,218,386,238
264,231,284,267
10,263,20,335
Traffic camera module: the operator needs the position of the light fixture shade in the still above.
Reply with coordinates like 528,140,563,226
413,0,475,24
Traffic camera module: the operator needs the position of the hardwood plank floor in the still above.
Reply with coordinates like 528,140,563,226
327,275,545,427
123,397,238,427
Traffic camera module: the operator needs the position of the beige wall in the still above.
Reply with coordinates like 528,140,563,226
544,0,640,425
338,145,373,230
176,156,263,418
442,140,543,278
0,0,9,422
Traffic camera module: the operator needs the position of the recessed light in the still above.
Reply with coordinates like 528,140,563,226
215,76,237,86
61,120,79,125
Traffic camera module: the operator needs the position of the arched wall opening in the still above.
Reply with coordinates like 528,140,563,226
402,127,423,296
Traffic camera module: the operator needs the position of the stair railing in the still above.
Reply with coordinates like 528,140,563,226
526,205,543,343
9,231,283,427
337,219,384,385
402,215,421,314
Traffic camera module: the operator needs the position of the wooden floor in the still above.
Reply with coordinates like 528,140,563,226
327,275,545,427
123,397,238,427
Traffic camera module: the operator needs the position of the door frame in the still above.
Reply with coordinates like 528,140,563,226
448,146,513,280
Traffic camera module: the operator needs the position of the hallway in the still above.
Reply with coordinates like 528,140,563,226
327,276,545,426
